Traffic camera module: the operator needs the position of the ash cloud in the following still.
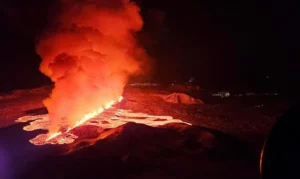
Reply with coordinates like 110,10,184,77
36,0,150,133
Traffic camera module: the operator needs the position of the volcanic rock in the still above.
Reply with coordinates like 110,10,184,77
163,93,204,104
14,122,255,179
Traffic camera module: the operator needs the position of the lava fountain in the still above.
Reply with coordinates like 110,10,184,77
16,96,191,145
35,0,151,139
19,0,190,146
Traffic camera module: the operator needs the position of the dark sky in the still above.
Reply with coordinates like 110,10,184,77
0,0,299,91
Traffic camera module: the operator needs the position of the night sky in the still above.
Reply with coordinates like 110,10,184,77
0,0,299,92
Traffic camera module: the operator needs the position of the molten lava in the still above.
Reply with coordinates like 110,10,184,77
20,0,187,147
35,0,151,137
16,96,191,146
46,96,122,141
46,132,62,142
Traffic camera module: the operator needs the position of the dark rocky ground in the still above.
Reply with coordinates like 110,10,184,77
0,85,291,179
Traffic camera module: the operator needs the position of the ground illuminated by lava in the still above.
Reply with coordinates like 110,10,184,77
16,107,191,145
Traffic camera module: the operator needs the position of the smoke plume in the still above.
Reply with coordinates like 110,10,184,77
36,0,149,133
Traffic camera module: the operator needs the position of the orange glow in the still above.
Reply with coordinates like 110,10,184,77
46,96,123,141
118,96,123,102
35,0,150,135
17,103,192,146
46,132,62,141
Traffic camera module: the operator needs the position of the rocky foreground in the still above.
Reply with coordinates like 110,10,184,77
0,85,290,179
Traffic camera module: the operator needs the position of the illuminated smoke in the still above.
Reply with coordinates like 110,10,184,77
36,0,149,133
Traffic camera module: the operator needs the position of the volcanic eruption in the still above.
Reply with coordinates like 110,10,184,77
16,0,191,145
36,0,149,136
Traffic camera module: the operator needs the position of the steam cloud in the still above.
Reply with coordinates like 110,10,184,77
36,0,149,133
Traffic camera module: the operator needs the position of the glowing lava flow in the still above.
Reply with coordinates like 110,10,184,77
118,96,123,102
46,97,123,140
16,96,192,146
46,132,62,141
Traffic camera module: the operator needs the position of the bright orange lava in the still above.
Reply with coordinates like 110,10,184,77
16,96,192,146
46,132,62,141
46,96,123,141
